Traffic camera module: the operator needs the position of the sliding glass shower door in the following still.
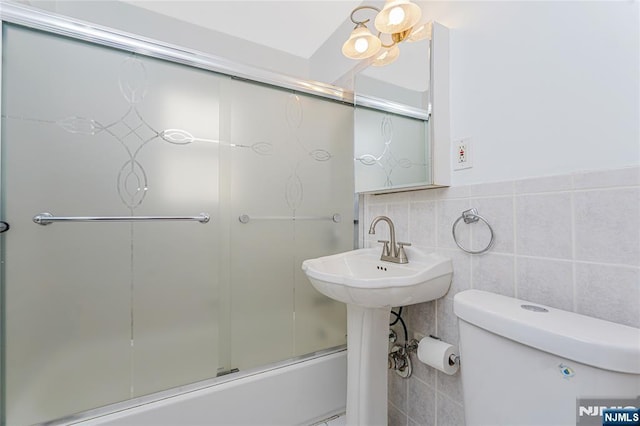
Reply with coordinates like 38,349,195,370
2,24,223,424
228,81,352,369
1,23,352,426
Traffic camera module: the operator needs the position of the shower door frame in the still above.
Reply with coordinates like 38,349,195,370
0,3,429,119
0,2,431,424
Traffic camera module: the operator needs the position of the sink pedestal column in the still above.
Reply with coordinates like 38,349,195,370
345,304,391,426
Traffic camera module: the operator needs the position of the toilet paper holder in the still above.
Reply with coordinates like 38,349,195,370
428,334,460,365
424,335,460,366
409,335,461,369
391,335,460,379
448,352,461,366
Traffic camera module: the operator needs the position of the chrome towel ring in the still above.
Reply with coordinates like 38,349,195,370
452,208,494,254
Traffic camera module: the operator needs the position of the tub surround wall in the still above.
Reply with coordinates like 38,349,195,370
361,166,640,426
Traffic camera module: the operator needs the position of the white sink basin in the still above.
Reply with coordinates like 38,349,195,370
302,247,453,425
302,247,453,308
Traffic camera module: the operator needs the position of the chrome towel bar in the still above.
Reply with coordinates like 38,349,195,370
238,213,341,224
33,212,210,225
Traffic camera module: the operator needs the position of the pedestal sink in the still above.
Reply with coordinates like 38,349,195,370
302,247,453,426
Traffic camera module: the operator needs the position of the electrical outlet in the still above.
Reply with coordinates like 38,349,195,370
453,138,472,170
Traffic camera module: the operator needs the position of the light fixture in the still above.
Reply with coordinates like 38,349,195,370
342,23,382,59
406,22,432,43
371,45,400,67
342,0,429,66
374,0,421,36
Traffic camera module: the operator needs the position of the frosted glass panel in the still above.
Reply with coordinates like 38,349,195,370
2,25,222,424
354,107,429,193
125,58,222,396
228,81,351,369
230,220,295,369
294,221,349,355
289,94,353,356
2,26,135,425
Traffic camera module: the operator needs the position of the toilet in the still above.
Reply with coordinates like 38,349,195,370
454,290,640,426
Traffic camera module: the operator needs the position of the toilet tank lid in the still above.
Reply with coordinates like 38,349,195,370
454,290,640,374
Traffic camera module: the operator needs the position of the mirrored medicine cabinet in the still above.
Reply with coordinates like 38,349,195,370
353,21,450,194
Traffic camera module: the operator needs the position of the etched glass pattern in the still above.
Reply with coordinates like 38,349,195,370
354,107,429,192
228,82,352,369
1,24,352,425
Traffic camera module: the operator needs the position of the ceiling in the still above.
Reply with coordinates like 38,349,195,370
121,1,364,59
119,0,429,95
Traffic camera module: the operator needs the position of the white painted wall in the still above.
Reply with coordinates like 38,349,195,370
419,0,639,185
25,0,310,79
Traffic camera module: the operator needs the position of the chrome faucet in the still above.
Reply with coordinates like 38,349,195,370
368,216,411,264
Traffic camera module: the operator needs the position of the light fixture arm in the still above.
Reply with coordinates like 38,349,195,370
379,38,396,49
349,6,396,49
349,5,381,25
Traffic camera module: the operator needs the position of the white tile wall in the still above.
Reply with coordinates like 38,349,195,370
574,188,640,266
575,263,640,326
437,199,471,250
471,254,515,297
409,201,437,247
363,166,640,426
515,192,573,259
407,378,436,425
471,196,514,253
516,257,574,311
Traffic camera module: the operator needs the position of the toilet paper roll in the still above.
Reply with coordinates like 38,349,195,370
417,337,460,375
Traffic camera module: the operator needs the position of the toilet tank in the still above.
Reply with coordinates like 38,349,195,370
454,290,640,426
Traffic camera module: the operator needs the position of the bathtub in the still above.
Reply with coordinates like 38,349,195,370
63,349,347,426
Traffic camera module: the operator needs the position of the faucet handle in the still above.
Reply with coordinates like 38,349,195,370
397,242,411,264
377,240,391,256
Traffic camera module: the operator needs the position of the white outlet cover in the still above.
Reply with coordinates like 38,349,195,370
453,138,472,170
